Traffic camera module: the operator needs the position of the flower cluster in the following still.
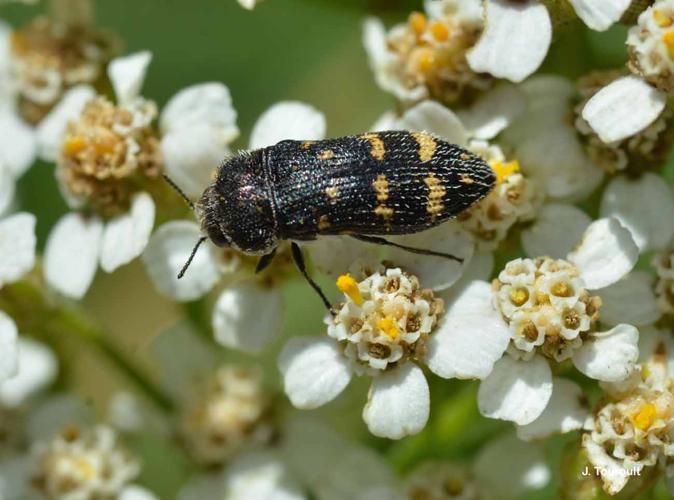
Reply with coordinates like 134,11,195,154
7,0,674,497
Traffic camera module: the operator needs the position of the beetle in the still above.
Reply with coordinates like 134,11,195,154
169,130,495,310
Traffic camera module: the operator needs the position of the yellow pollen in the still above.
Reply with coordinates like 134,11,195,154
409,12,427,36
632,403,657,431
336,274,363,306
412,47,436,73
654,9,673,28
509,287,529,306
75,457,96,479
377,317,399,340
641,365,652,380
662,31,674,59
63,136,87,156
430,21,449,42
490,160,520,184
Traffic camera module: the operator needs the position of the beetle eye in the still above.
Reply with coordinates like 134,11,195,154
206,225,230,247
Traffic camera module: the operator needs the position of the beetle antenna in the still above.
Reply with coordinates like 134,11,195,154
162,173,195,211
177,237,207,279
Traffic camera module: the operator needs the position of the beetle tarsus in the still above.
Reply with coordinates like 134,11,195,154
349,234,463,263
290,242,334,315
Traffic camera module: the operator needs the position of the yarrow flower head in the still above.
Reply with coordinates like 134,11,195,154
582,0,674,144
179,366,275,466
582,331,674,495
363,0,488,104
31,424,140,499
476,218,647,431
279,265,511,439
42,50,239,300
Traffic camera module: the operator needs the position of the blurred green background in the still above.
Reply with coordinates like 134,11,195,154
2,1,667,498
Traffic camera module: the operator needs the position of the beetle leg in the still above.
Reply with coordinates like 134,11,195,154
290,242,334,315
349,234,463,263
255,248,277,274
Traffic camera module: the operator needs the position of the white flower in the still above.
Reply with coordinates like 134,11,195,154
406,434,549,499
143,101,324,353
582,1,674,143
363,1,489,104
502,75,604,202
0,396,156,500
237,0,262,9
179,417,399,500
278,268,510,439
43,51,238,299
468,0,629,82
477,218,642,427
582,329,674,495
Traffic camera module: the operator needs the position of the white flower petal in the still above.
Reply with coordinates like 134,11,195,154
387,223,474,291
363,363,429,439
569,0,630,31
44,212,103,299
249,101,326,150
160,82,238,140
467,0,552,83
600,173,674,252
473,434,551,496
395,100,468,146
304,236,379,277
161,125,232,199
108,51,152,105
598,271,660,327
224,451,306,500
457,83,526,139
162,134,226,202
582,75,667,143
572,324,639,382
427,281,510,379
0,108,36,178
119,485,159,500
478,355,553,425
100,192,155,273
141,220,220,301
0,212,36,286
568,218,638,290
212,281,283,354
0,161,15,215
0,337,57,407
278,337,352,409
582,434,630,495
36,85,95,161
516,378,588,441
521,204,592,258
0,311,18,383
362,18,427,102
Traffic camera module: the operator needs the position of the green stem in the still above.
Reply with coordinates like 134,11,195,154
1,276,174,412
51,307,174,412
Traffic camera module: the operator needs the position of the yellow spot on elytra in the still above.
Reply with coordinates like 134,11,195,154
336,274,363,306
318,215,331,230
459,174,474,184
63,136,87,155
412,132,437,162
377,317,399,340
372,174,390,202
301,141,315,149
318,149,335,160
374,205,394,219
409,11,427,37
654,9,673,28
325,185,339,202
631,403,657,431
490,159,520,184
430,21,449,42
362,133,385,161
663,31,674,59
424,173,446,220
